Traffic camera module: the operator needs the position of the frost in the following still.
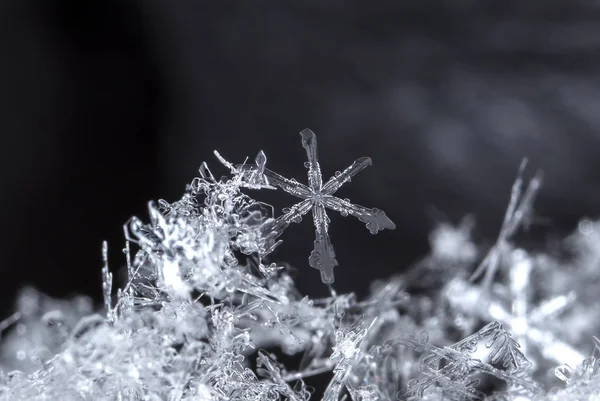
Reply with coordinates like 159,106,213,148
1,131,600,400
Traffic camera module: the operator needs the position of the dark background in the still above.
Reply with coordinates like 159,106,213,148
2,1,600,315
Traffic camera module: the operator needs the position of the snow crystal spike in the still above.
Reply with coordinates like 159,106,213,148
469,160,543,288
251,129,395,284
101,241,113,319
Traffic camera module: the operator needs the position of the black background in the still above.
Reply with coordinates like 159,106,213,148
2,1,600,316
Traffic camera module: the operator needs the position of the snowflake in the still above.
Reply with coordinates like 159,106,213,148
444,250,585,369
244,129,396,284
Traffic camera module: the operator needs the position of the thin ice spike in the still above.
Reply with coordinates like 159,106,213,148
322,157,372,195
101,241,113,318
300,129,323,191
504,165,543,238
501,159,529,238
510,170,543,231
469,160,542,285
124,240,134,282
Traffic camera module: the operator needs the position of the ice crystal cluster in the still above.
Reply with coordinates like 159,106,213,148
1,130,600,400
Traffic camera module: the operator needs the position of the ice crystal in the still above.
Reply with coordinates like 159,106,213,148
443,168,586,373
469,160,542,291
396,322,540,401
2,130,600,400
548,337,600,401
444,270,584,369
429,216,478,264
241,129,396,283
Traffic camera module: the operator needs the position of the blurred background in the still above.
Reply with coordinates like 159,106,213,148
2,1,600,315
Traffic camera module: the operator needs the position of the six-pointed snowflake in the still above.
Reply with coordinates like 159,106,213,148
241,129,395,284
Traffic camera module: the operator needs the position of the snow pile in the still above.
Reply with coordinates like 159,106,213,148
0,130,599,400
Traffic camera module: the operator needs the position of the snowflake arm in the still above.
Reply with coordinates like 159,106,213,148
529,291,576,325
266,199,313,237
309,203,338,284
322,156,372,195
262,169,312,198
322,196,396,234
